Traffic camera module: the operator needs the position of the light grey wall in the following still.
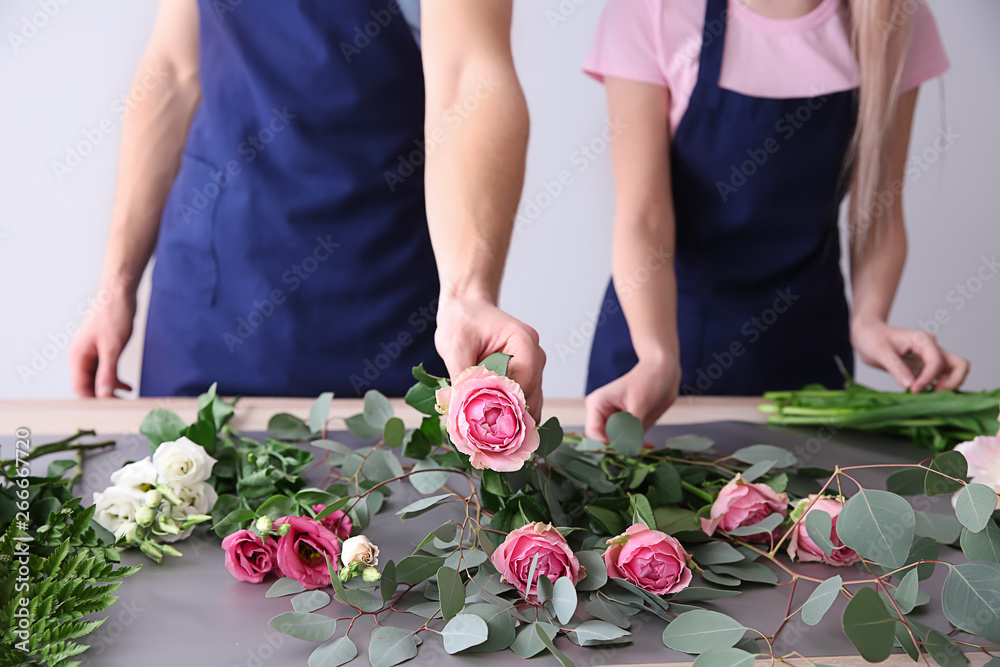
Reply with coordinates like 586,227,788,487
1,0,996,400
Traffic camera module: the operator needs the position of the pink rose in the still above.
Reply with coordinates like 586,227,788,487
221,529,278,583
955,436,1000,491
701,474,788,542
312,505,353,541
490,522,584,599
273,516,342,590
436,365,540,473
787,495,859,567
603,524,692,596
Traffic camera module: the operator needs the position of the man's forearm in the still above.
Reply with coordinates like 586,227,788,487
423,62,529,305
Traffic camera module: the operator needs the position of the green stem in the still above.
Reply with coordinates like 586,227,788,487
680,481,713,503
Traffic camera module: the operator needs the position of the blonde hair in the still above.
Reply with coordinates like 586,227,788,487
846,0,913,247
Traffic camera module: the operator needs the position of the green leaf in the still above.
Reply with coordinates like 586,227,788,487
925,451,968,496
362,390,394,430
368,626,418,667
729,444,797,468
292,590,332,613
885,467,927,496
692,648,756,667
268,413,313,441
942,561,1000,642
649,462,683,505
629,493,656,530
408,459,449,494
670,587,743,603
740,459,775,483
801,575,842,626
709,562,779,585
345,413,380,440
310,392,334,434
586,505,626,536
404,381,438,416
904,535,941,581
662,610,746,653
551,577,577,624
654,507,701,534
607,412,644,457
140,408,187,449
511,622,559,658
893,569,919,615
837,489,915,569
464,603,517,652
804,509,835,558
337,586,383,613
913,510,962,544
396,493,454,519
692,542,744,566
585,596,632,629
309,636,357,667
961,522,1000,562
437,566,465,620
842,587,895,662
268,612,337,642
442,614,489,653
480,352,512,376
923,628,966,667
266,577,307,598
894,621,920,661
575,551,608,592
361,448,404,483
383,417,405,448
395,556,447,585
535,624,575,667
536,417,563,458
702,570,742,588
725,512,783,537
662,434,715,453
955,483,998,533
380,560,398,601
567,619,631,647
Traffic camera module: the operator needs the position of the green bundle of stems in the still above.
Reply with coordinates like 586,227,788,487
760,379,1000,453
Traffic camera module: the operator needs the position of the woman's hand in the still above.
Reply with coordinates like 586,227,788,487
68,291,136,397
851,318,970,392
585,356,681,442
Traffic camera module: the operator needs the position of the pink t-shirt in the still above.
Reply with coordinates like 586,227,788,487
583,0,949,134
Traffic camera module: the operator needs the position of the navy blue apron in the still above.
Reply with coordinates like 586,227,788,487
141,0,445,398
587,0,856,396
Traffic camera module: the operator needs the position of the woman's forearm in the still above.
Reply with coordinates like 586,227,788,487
850,212,907,327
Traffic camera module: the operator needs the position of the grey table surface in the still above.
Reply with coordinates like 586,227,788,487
1,421,976,667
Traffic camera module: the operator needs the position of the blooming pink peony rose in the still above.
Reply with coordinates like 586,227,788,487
701,474,788,542
221,529,278,583
787,495,859,566
490,522,584,599
273,516,341,589
312,505,353,541
603,524,692,596
436,365,540,472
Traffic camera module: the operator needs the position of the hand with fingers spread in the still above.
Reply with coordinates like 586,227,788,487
434,296,546,422
67,290,136,398
585,356,681,442
851,319,970,393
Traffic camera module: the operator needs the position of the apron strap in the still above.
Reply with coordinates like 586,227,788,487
690,0,730,110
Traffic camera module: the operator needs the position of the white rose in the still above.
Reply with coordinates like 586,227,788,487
109,457,158,494
93,486,145,535
341,535,379,568
170,481,219,515
152,436,217,485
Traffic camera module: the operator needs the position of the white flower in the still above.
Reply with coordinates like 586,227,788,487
152,437,217,485
109,457,158,494
952,436,1000,510
115,521,139,545
93,486,145,535
341,535,379,568
170,481,218,515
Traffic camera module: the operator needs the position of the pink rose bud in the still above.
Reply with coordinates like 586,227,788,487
603,524,692,596
489,522,584,600
312,505,353,541
701,474,789,542
273,516,342,590
221,529,278,583
787,495,859,566
436,366,540,473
